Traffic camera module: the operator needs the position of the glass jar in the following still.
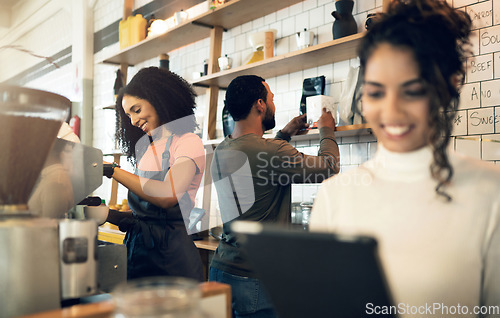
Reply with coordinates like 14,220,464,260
291,202,302,224
300,202,313,230
113,276,209,318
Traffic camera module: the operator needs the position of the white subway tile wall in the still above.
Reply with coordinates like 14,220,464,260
467,1,493,29
11,0,500,204
482,134,500,159
456,137,482,159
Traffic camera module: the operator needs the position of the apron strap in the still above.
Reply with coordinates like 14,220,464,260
214,151,243,216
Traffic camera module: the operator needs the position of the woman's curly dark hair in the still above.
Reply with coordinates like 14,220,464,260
358,0,472,201
115,67,198,163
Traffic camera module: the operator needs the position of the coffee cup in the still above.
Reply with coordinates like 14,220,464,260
174,10,188,26
83,205,109,226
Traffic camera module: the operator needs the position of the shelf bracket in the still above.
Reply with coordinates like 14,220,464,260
191,21,228,32
193,83,228,90
193,83,209,88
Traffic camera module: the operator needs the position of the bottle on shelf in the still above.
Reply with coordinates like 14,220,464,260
119,14,147,49
159,54,169,70
113,69,125,100
203,59,208,76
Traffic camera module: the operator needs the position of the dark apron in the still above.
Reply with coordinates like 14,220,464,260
121,134,203,281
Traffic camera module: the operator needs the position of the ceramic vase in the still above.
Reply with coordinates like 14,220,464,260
331,0,357,40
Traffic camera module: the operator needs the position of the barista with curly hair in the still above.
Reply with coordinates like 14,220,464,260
106,67,204,281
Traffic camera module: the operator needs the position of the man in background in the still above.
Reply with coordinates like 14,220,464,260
209,75,340,317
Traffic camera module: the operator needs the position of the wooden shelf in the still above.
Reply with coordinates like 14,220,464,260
103,151,124,156
294,123,371,140
97,0,304,66
192,32,364,89
203,123,372,147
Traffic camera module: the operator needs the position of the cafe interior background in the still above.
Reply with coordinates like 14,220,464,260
1,0,500,230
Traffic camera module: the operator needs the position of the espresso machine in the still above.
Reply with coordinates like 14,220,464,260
0,85,106,317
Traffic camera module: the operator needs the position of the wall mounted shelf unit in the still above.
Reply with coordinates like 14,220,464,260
193,32,365,89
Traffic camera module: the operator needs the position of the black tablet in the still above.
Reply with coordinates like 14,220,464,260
232,221,396,318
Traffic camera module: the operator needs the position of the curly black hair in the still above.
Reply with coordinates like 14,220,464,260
358,0,472,201
115,67,198,163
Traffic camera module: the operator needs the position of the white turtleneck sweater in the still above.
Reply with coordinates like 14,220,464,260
310,145,500,317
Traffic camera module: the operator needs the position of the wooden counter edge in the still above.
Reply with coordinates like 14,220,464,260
18,282,231,318
194,236,220,251
17,301,115,318
98,227,220,252
201,281,231,297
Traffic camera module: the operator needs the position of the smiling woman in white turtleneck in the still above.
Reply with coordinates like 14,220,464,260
310,0,500,316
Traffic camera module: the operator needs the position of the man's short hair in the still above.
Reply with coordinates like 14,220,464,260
224,75,267,121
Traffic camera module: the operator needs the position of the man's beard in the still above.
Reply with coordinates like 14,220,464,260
262,104,275,131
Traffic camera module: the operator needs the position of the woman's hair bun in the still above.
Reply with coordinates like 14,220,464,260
384,0,472,44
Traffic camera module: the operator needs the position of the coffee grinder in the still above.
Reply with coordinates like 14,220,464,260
0,85,103,317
